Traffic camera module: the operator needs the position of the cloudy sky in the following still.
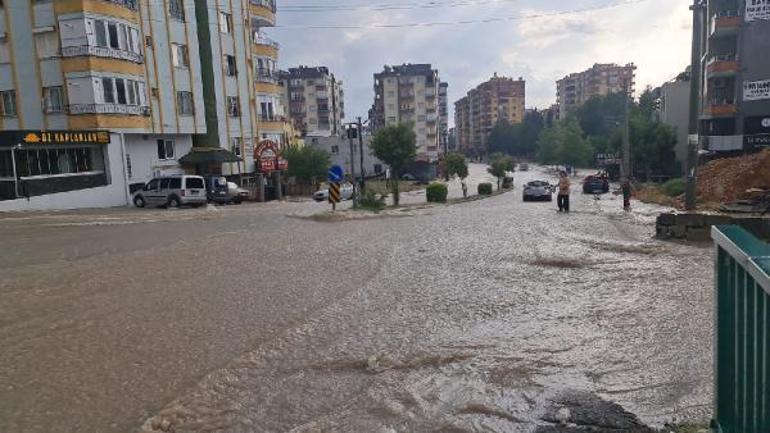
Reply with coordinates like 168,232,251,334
270,0,694,125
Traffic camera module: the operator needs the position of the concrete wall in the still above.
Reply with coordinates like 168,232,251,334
123,133,193,186
660,80,691,171
308,135,387,178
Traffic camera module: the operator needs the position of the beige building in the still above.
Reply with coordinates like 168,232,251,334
556,63,636,118
370,64,446,162
454,74,526,156
279,66,344,137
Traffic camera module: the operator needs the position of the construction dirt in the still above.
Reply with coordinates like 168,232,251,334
697,149,770,203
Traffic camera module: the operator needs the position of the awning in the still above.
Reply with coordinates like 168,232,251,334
178,147,242,165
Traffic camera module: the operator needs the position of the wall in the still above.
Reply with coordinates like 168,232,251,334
123,133,193,186
660,80,691,170
308,135,387,178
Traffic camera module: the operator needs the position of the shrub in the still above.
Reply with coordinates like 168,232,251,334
478,182,493,195
357,189,387,212
661,178,685,197
426,182,448,203
502,176,514,189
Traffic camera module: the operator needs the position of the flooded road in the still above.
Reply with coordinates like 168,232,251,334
0,166,713,432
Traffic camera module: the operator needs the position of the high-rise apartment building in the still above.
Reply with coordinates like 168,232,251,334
438,82,449,152
697,0,770,153
556,63,636,118
0,0,284,211
454,74,525,156
370,64,444,161
279,66,344,137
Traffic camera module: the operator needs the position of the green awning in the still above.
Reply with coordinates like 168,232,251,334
178,147,242,165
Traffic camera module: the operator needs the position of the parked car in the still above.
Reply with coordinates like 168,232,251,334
205,176,249,204
523,180,553,202
133,175,207,208
582,175,610,194
313,182,354,202
519,163,530,171
227,182,249,204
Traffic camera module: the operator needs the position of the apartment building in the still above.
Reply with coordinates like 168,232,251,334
454,74,525,156
438,81,449,152
0,0,283,211
697,0,770,153
279,66,344,138
556,63,636,118
370,64,444,162
659,69,691,169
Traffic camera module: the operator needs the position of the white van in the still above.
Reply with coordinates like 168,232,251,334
132,175,207,208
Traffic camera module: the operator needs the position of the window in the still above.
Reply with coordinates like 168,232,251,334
145,179,159,191
260,101,274,120
172,44,189,68
107,23,119,49
35,32,59,59
231,137,242,157
224,55,237,76
95,20,107,47
43,86,65,114
227,96,240,117
1,90,17,117
185,177,204,189
219,12,232,33
177,91,194,115
374,164,383,174
14,147,102,177
169,0,185,21
157,139,175,160
102,78,115,103
160,178,170,190
331,145,339,154
127,79,136,105
115,78,127,104
169,178,182,189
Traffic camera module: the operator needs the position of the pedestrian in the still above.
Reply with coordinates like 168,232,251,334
622,178,632,211
557,171,571,212
461,181,468,198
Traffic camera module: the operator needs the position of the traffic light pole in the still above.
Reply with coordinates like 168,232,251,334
358,117,365,191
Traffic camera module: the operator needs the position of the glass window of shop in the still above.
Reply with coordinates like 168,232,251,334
14,146,105,178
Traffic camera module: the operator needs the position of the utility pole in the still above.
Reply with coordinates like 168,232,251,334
621,82,631,181
347,124,357,206
686,0,705,211
358,117,365,191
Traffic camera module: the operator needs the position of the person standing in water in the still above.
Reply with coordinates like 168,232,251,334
622,178,632,211
557,171,571,212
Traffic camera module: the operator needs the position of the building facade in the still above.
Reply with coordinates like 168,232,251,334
279,66,344,138
659,69,692,170
307,135,386,179
370,64,444,162
698,0,770,153
438,82,449,152
0,0,283,211
454,74,525,156
556,63,636,118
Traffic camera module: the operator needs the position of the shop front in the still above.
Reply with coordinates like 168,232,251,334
0,130,128,211
252,140,288,201
744,115,770,151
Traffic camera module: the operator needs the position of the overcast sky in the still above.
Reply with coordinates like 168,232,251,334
271,0,693,125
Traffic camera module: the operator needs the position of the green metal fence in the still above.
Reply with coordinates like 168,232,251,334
711,225,770,433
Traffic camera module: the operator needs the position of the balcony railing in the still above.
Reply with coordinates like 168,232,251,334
62,45,144,63
705,100,737,117
254,36,279,49
250,0,277,13
67,104,150,116
707,54,740,77
255,68,278,83
259,114,286,122
710,10,742,37
102,0,139,11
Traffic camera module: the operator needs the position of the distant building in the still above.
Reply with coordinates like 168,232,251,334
659,69,691,170
279,66,344,138
307,135,386,178
556,63,636,118
697,0,770,153
438,82,449,152
454,74,526,156
370,64,444,162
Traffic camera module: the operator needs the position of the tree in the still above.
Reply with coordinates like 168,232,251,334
536,125,560,166
283,145,330,183
370,124,417,206
445,152,469,197
557,118,593,168
487,120,515,155
487,153,514,190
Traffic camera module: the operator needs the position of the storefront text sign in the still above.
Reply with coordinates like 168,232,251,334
744,79,770,101
746,0,770,21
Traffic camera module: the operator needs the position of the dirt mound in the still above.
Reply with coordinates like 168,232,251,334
698,149,770,203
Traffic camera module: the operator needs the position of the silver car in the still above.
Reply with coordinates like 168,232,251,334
523,180,553,202
313,182,354,202
133,175,207,208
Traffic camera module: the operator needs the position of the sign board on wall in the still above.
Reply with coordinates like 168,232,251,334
746,0,770,21
743,79,770,101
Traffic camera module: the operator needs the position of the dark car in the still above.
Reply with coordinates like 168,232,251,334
583,175,610,194
205,176,230,204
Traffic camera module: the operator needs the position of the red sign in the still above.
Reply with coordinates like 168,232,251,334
254,140,287,173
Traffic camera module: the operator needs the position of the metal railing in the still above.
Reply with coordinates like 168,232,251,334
254,36,279,49
255,68,278,83
711,225,770,433
708,54,738,64
102,0,139,11
250,0,277,12
67,104,150,116
61,45,144,63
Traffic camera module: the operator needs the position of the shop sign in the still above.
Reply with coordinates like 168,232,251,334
744,79,770,101
744,115,770,148
0,130,110,145
746,0,770,21
254,140,288,173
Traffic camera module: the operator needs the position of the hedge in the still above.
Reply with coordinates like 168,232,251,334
426,182,448,203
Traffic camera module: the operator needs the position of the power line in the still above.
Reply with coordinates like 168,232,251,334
273,0,651,30
280,0,518,12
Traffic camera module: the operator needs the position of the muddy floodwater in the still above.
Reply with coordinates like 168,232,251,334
0,166,713,432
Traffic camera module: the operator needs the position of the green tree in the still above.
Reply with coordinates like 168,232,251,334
371,124,417,206
283,145,331,183
487,120,515,155
487,152,514,190
536,126,560,166
445,152,469,198
557,118,593,168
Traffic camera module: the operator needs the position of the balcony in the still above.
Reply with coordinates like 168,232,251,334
708,135,743,152
62,45,144,64
249,0,277,26
252,36,279,58
710,11,741,38
67,103,150,116
255,68,278,83
704,100,737,117
250,0,276,12
707,54,740,77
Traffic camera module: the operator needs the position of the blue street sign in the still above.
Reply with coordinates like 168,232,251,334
328,165,344,183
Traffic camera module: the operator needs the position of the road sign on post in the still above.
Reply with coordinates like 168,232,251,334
328,182,341,210
328,165,343,183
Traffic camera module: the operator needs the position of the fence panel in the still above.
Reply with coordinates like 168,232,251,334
712,225,770,433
